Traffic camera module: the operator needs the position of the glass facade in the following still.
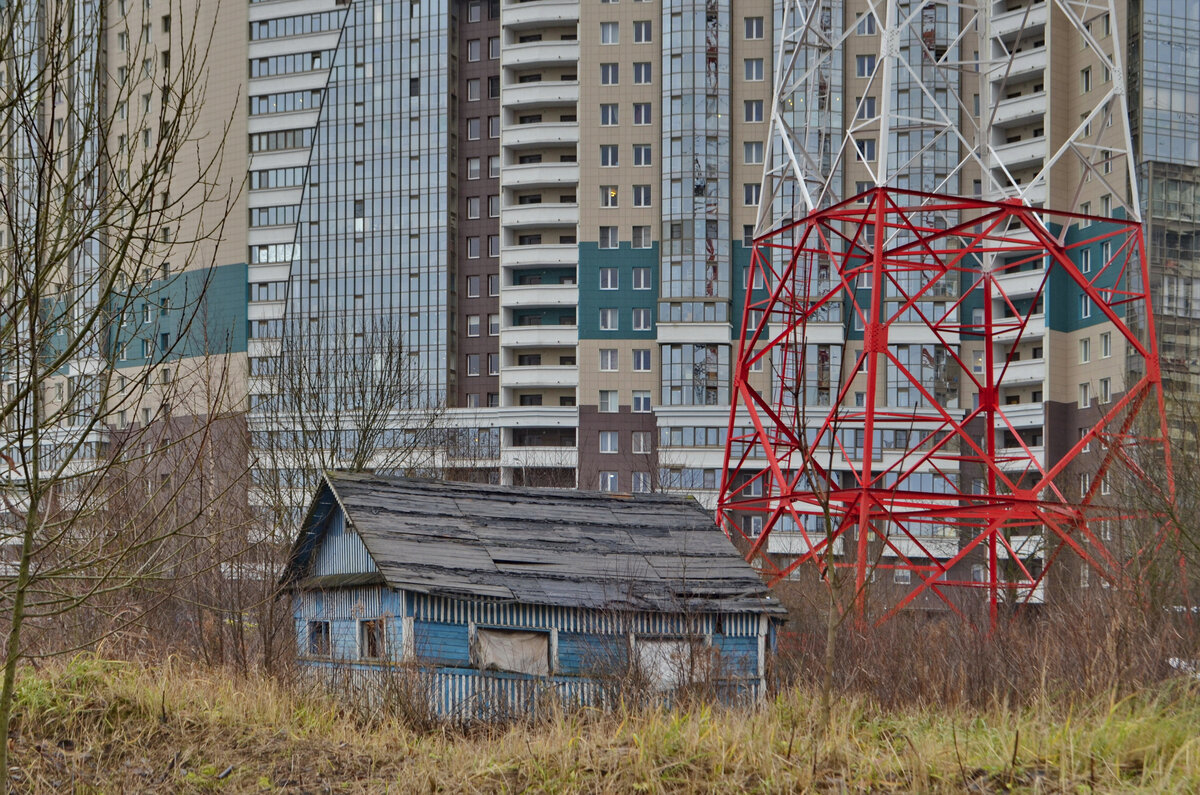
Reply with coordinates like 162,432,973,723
282,0,451,409
659,0,731,404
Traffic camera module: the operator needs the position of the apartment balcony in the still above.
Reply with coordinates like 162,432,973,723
503,80,579,109
992,91,1046,126
656,322,729,344
995,400,1044,428
502,0,579,30
504,121,580,150
502,365,579,389
766,533,844,557
502,162,580,189
990,135,1046,170
500,445,579,470
990,2,1048,41
994,311,1044,342
993,356,1046,385
500,324,578,348
503,283,578,307
997,533,1046,560
502,40,579,70
996,444,1045,471
992,265,1046,298
992,45,1047,82
502,203,579,228
501,243,577,268
879,536,960,560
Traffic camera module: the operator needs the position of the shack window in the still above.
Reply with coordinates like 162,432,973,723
635,638,702,691
471,628,550,676
307,621,330,656
359,619,386,659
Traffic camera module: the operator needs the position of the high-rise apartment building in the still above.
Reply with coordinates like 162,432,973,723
10,0,1189,599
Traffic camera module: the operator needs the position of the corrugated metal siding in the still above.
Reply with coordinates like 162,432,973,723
411,594,762,638
311,512,377,576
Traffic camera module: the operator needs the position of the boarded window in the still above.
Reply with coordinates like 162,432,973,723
635,638,696,691
471,628,550,676
360,619,386,659
308,621,330,656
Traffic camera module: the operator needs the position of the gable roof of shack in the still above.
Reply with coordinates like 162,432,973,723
282,471,784,616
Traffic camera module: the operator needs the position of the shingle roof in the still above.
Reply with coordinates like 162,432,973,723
286,471,784,616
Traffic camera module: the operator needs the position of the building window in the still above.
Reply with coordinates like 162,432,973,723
633,185,651,207
467,157,480,179
744,58,764,81
466,78,479,101
1079,383,1091,408
744,141,764,164
744,100,763,122
599,390,619,412
1080,472,1091,496
359,619,386,659
633,20,651,42
1099,377,1111,403
599,308,618,330
488,274,500,296
744,183,761,206
856,138,877,161
600,267,618,290
633,348,651,371
467,315,480,337
600,144,619,167
599,226,618,249
489,194,500,217
632,228,651,250
489,156,500,177
471,627,550,676
600,103,618,125
1081,67,1092,93
466,196,480,219
633,390,651,412
600,431,619,453
600,21,619,44
633,103,652,125
1080,295,1092,319
599,471,619,492
894,569,911,585
1079,338,1090,363
601,63,619,84
856,54,877,78
632,431,651,454
600,349,618,371
744,16,763,39
1080,248,1091,273
1080,563,1090,588
633,62,652,84
600,186,619,208
307,621,330,656
468,39,480,61
467,236,480,258
856,12,877,34
633,144,652,166
632,308,651,331
632,472,651,493
466,355,481,377
467,117,480,140
489,235,500,257
1100,332,1111,358
489,314,499,335
856,96,877,120
489,36,499,58
633,266,651,287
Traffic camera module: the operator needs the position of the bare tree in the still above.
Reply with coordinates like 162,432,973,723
246,314,447,668
0,0,240,776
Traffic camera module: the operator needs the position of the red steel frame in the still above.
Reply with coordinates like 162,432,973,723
717,187,1174,626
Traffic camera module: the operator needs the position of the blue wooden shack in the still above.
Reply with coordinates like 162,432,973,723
281,472,785,717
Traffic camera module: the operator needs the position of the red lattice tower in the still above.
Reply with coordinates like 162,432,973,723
717,187,1174,625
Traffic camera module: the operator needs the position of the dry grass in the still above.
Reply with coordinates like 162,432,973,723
6,655,1200,793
